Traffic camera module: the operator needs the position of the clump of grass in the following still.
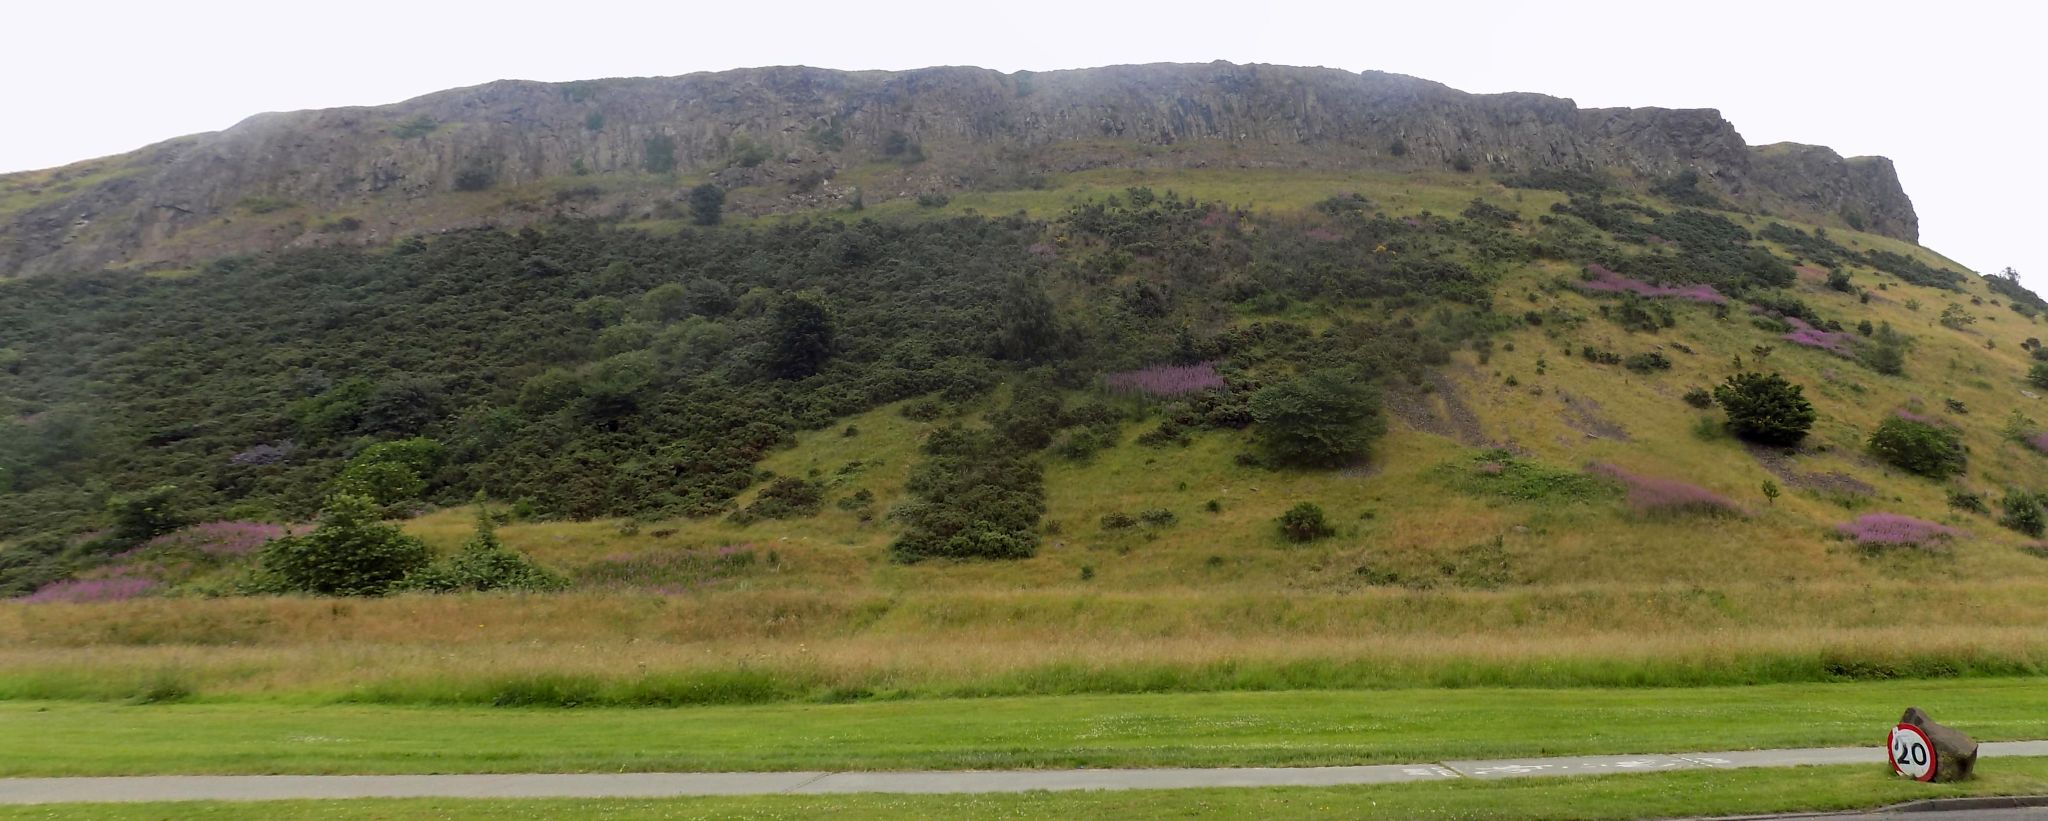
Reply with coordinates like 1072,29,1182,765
1438,450,1618,503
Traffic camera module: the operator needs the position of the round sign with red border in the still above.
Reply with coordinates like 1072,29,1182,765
1888,723,1937,781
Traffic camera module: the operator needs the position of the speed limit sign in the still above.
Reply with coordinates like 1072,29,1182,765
1889,723,1937,781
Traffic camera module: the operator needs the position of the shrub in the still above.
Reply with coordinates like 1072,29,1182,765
259,495,430,596
1866,416,1966,479
1099,511,1136,530
1836,513,1960,549
1682,387,1715,409
1138,508,1177,526
1712,372,1816,446
687,184,725,226
1947,490,1988,514
1999,490,2046,538
452,160,496,192
730,477,825,523
889,428,1044,563
106,485,186,544
332,437,443,506
1623,351,1671,373
1250,372,1386,468
2029,362,2048,390
392,115,438,139
643,136,678,174
1277,502,1334,542
404,506,565,593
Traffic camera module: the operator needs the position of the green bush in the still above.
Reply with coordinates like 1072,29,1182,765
687,184,725,226
1866,417,1966,479
1138,508,1177,526
730,477,824,523
1712,372,1815,446
1277,502,1334,542
1682,387,1714,409
259,495,430,596
403,506,564,593
1099,511,1136,530
644,136,678,174
2028,362,2048,390
331,437,444,506
1999,489,2045,537
1249,372,1386,468
106,484,186,544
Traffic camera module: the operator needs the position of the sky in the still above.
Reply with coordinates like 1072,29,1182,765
2,0,2039,280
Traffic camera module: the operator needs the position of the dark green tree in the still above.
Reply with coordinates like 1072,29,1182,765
643,135,677,174
1712,372,1816,446
767,294,834,379
259,495,430,596
687,184,725,226
991,276,1059,362
1249,372,1386,467
106,484,185,544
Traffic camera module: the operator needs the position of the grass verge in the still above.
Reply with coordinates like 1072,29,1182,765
4,762,2048,820
1,679,2044,776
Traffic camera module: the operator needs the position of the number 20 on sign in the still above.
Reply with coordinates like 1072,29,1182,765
1888,723,1937,782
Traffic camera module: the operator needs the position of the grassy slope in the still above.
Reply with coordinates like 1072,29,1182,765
4,168,2047,704
3,679,2046,776
7,762,2048,821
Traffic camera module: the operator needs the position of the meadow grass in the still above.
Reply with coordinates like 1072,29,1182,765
5,761,2048,820
2,678,2045,776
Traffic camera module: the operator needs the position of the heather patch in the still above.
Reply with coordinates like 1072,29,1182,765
1782,317,1855,357
23,571,158,603
1836,513,1961,549
1103,362,1227,398
128,521,290,559
1575,264,1727,304
1586,462,1742,517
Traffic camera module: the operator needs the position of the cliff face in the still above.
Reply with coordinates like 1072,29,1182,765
0,62,1920,277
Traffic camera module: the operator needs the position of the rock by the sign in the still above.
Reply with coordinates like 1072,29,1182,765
1900,706,1978,782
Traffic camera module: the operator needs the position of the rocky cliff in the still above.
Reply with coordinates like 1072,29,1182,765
0,62,1920,277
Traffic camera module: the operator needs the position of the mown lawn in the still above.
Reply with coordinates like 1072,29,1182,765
1,678,2043,776
5,761,2048,820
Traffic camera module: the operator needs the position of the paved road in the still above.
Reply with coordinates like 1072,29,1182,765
2,741,2044,804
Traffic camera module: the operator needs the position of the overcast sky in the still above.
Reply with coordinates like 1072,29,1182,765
3,0,2039,280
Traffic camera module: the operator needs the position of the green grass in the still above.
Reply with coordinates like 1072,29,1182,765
2,678,2043,776
6,761,2048,820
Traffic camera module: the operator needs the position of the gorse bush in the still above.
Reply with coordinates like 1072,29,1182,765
1999,490,2046,538
404,505,565,593
1866,416,1966,479
889,427,1044,563
1713,372,1815,446
1249,372,1385,468
1276,502,1334,542
258,495,429,596
730,477,825,524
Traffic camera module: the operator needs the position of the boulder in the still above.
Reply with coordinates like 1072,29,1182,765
1901,706,1979,782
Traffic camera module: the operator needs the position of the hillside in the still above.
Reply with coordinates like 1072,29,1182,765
4,64,2048,706
0,62,1918,279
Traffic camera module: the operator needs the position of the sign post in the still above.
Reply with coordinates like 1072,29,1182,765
1888,722,1937,782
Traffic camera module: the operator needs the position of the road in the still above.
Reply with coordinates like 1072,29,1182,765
1,741,2045,804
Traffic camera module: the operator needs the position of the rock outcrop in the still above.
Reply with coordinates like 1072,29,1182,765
1900,706,1979,782
0,62,1922,277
